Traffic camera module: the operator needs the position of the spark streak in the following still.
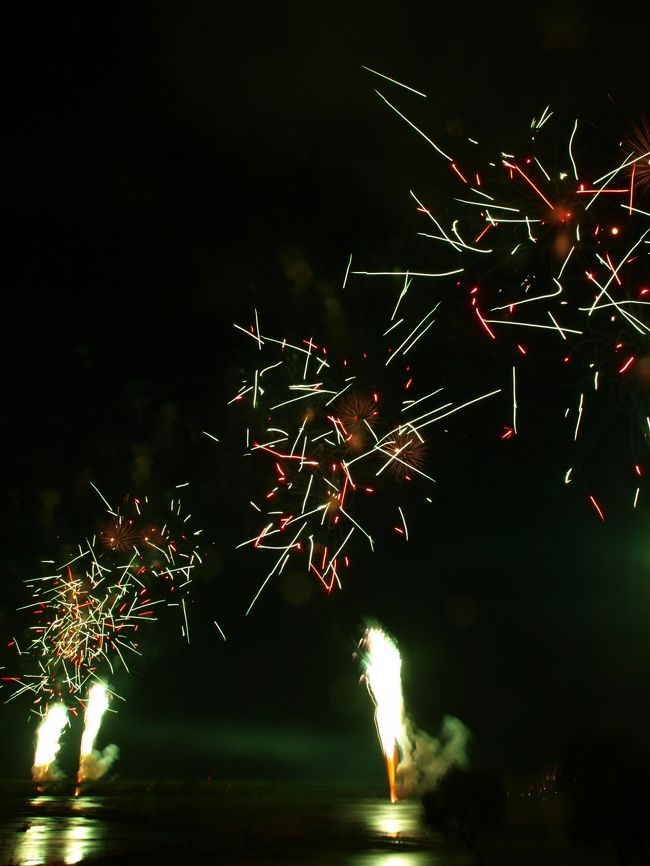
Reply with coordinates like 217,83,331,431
227,313,501,607
6,488,202,718
362,92,648,506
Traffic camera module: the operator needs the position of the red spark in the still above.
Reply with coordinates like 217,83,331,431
588,495,605,522
475,306,497,340
451,162,469,183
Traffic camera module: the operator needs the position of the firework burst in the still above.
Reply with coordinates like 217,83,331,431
222,312,500,612
352,80,649,511
4,485,202,711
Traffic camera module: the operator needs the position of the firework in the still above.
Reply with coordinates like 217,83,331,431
92,486,200,647
356,623,472,801
32,702,68,783
358,626,404,802
224,312,500,612
5,485,202,710
77,681,116,787
353,79,649,510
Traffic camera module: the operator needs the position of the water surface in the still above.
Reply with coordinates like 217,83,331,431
0,779,464,866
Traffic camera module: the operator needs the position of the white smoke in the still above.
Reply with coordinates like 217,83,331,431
395,714,471,798
32,758,66,783
77,743,120,782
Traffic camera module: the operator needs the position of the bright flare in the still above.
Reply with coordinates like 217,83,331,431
32,703,68,782
77,682,109,785
360,627,404,802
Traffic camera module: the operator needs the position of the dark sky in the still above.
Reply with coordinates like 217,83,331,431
2,3,649,784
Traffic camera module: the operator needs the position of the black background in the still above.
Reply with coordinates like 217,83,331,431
2,2,649,783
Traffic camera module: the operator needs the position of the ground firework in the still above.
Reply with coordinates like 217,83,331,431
32,702,68,784
357,626,404,803
355,622,471,802
76,681,117,787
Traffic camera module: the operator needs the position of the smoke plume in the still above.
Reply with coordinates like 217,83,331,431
77,743,120,782
396,714,471,798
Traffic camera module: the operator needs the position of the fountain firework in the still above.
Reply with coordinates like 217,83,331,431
3,484,201,782
76,682,115,788
357,623,472,801
32,702,68,784
358,626,405,802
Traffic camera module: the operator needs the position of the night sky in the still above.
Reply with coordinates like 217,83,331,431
2,4,649,785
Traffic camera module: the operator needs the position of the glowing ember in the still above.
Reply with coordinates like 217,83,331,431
32,703,68,783
359,626,404,802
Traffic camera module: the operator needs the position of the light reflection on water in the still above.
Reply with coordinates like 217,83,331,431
13,796,110,866
350,856,445,866
360,799,423,838
346,799,453,866
2,784,452,866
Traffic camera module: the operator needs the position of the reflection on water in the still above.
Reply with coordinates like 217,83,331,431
348,799,454,866
1,782,455,866
350,856,445,866
362,799,423,839
13,796,110,866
